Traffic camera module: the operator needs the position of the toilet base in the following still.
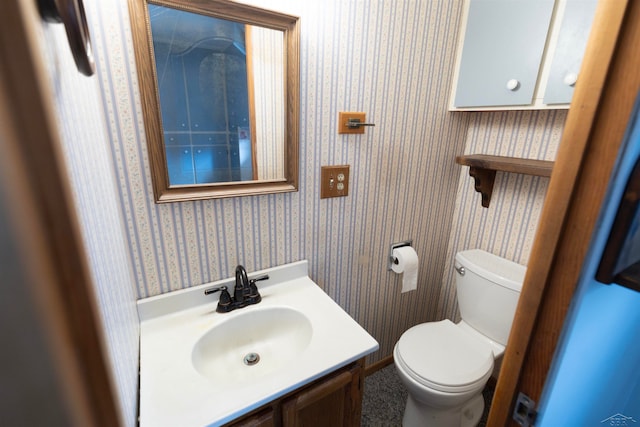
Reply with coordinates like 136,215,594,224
402,393,484,427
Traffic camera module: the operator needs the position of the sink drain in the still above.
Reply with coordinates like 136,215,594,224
243,352,260,366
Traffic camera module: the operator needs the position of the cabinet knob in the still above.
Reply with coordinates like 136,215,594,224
563,72,578,87
506,79,520,91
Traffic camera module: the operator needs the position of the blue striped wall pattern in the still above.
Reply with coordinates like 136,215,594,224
90,0,473,368
439,109,568,321
38,18,140,427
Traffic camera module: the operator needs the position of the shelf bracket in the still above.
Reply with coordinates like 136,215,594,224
469,166,496,208
456,154,554,208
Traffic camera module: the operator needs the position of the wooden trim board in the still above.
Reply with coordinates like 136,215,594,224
488,0,638,425
0,1,121,426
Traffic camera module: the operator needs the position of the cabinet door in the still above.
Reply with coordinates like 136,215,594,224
454,0,555,108
282,365,362,427
226,408,276,427
542,0,598,105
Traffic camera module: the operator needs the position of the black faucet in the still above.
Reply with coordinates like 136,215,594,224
204,265,269,313
234,265,250,306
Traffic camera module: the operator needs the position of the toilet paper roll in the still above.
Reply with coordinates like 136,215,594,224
391,246,419,293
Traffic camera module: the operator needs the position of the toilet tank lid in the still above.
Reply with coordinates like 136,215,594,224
456,249,526,292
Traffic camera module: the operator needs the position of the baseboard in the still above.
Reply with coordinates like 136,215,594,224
364,355,394,377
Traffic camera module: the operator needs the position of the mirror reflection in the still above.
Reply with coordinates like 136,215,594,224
129,0,299,202
148,5,285,185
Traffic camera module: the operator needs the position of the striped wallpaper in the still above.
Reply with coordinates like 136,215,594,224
439,109,567,320
96,0,471,368
45,0,570,425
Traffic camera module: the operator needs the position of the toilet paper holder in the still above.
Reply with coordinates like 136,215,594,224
388,240,413,270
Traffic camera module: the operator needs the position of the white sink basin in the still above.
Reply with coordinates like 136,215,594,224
192,306,312,383
137,260,378,427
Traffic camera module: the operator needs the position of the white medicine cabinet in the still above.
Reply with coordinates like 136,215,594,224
450,0,598,110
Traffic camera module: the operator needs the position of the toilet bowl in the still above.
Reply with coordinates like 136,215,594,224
394,249,525,427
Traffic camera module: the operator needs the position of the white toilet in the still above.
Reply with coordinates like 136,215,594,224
393,249,526,427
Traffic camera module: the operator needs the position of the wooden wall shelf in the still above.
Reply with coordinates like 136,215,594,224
456,154,554,207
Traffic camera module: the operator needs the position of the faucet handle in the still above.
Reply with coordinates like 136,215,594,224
249,274,269,293
250,274,269,284
204,285,225,296
247,274,269,304
204,286,233,313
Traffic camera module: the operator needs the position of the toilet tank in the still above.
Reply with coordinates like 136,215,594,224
455,249,526,346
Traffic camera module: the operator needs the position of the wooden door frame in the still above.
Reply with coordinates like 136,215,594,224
489,0,640,425
0,1,121,426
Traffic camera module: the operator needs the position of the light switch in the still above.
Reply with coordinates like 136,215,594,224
321,165,350,198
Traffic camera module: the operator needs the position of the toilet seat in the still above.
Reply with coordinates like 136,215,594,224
395,319,494,393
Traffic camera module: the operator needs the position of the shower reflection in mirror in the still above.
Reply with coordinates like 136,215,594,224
148,5,284,185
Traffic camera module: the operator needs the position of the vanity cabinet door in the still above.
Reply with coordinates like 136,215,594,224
453,0,555,108
282,364,362,427
227,408,276,427
223,360,364,427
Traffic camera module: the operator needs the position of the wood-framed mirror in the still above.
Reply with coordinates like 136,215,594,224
128,0,299,202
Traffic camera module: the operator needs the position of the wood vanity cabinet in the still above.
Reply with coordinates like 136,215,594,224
225,359,364,427
227,408,276,427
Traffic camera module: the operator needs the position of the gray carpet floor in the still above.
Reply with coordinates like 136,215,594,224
361,363,494,426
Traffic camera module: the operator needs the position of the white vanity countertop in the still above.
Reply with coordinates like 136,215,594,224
137,260,379,427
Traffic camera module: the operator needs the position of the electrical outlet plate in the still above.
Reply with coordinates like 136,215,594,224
321,165,350,198
338,112,367,134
